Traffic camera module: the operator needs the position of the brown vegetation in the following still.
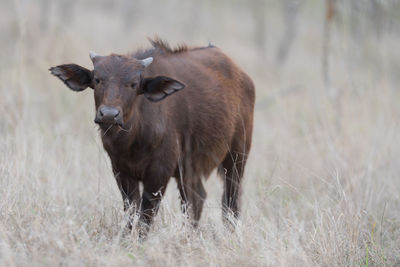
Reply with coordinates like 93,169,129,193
1,0,399,266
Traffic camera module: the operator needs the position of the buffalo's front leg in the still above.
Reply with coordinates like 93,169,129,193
114,172,140,228
138,168,170,237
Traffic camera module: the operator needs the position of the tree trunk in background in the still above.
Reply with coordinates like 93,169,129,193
58,0,75,26
40,0,50,32
350,0,362,43
322,0,335,92
369,0,385,39
275,0,302,66
322,0,342,132
252,0,267,64
121,0,137,31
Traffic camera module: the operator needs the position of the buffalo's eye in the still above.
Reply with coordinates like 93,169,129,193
127,82,137,89
95,78,102,85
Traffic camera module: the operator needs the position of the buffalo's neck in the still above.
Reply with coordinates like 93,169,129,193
100,98,167,160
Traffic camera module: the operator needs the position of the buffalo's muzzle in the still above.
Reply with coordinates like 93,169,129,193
95,106,123,126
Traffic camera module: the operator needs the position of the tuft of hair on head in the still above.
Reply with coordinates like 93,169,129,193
147,36,188,54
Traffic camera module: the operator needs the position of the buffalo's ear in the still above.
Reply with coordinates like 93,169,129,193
141,76,185,102
49,64,93,91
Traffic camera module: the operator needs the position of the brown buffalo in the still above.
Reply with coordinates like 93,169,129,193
50,38,255,235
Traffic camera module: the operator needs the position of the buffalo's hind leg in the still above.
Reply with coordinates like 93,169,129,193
176,176,207,228
220,140,250,227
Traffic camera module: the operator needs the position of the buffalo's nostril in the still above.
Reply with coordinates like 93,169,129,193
97,106,121,123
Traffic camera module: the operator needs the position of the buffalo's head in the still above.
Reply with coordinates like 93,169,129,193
50,52,184,130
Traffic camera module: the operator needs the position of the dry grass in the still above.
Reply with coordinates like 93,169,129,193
1,1,399,266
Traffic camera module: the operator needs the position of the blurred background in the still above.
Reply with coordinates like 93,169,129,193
1,0,400,266
2,0,400,139
3,0,400,91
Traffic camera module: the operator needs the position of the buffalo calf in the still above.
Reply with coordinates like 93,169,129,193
50,38,255,235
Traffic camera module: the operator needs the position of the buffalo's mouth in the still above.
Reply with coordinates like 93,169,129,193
94,120,123,130
95,120,133,133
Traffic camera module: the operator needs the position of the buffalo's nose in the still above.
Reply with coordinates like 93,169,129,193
95,106,122,124
99,106,119,118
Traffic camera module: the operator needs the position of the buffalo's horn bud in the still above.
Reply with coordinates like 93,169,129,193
89,51,98,62
141,57,153,68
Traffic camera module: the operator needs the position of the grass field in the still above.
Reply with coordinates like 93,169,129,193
1,1,399,266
